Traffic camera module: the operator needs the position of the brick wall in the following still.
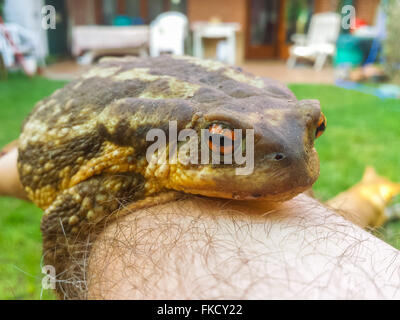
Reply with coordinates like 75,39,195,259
187,0,246,64
187,0,247,27
67,0,102,26
315,0,339,13
355,0,381,24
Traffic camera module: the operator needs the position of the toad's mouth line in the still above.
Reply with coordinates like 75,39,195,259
169,182,313,203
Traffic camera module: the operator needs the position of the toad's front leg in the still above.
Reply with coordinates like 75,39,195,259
41,173,146,299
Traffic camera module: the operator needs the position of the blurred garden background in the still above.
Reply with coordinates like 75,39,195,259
0,0,400,299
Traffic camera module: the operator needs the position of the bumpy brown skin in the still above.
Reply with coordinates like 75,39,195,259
18,55,323,299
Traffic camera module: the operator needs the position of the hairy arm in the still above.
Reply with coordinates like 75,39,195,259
88,194,400,299
0,147,28,200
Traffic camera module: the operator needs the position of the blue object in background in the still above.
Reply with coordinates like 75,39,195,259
112,15,132,26
334,34,364,67
131,17,144,25
336,80,400,99
112,15,144,26
334,34,375,67
364,6,387,65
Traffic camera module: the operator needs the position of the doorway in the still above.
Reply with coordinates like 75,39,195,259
245,0,317,60
245,0,286,59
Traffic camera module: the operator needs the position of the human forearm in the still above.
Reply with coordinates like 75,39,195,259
87,194,400,299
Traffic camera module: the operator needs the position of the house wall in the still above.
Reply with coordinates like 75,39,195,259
355,0,381,25
66,0,381,63
67,0,100,25
187,0,247,27
314,0,339,12
187,0,246,64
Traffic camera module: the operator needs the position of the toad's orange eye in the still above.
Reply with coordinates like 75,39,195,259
316,113,327,139
208,124,236,155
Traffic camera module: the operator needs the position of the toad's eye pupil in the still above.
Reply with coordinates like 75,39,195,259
219,136,225,147
316,113,327,139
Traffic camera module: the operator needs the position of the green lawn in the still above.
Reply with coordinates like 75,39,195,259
0,74,67,300
0,74,399,299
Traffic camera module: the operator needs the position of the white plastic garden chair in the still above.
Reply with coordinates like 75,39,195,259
287,12,341,71
0,23,39,74
149,11,188,57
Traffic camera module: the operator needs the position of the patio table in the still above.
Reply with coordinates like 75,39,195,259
72,25,150,61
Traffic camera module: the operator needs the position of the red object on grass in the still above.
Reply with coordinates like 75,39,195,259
351,18,368,32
